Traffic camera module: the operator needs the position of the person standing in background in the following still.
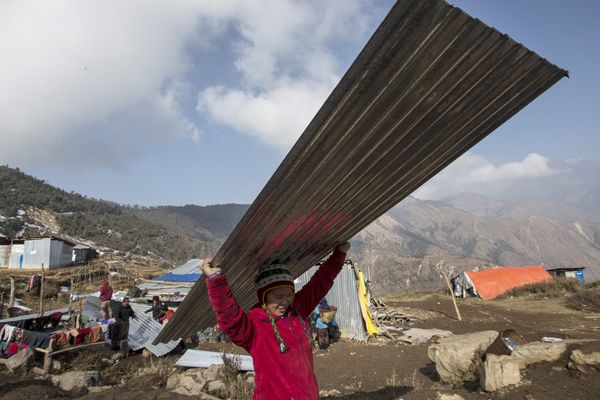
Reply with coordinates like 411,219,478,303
99,279,113,319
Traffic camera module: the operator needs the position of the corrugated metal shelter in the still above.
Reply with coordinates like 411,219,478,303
295,261,368,341
0,238,10,268
5,237,74,269
156,0,566,343
72,245,97,263
453,266,553,300
546,267,585,283
83,297,181,357
7,240,24,268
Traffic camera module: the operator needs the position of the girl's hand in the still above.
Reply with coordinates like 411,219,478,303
335,242,350,253
201,258,222,277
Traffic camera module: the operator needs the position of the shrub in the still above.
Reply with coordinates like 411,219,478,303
566,286,600,313
502,279,582,298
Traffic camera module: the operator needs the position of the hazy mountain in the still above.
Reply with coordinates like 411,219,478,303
2,165,599,294
351,196,600,294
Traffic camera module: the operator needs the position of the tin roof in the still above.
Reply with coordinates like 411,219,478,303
155,0,566,343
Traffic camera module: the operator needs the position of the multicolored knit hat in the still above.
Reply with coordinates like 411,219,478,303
255,264,295,305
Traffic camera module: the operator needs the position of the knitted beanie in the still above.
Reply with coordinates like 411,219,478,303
255,264,295,305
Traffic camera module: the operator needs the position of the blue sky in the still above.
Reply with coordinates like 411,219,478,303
1,1,598,206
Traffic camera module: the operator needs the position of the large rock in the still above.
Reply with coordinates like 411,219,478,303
569,350,600,368
167,369,209,396
510,341,567,369
51,371,100,392
6,347,34,373
428,330,498,384
480,354,521,392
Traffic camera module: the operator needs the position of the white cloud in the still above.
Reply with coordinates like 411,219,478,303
199,79,331,148
414,153,559,200
0,0,207,167
0,0,381,167
197,0,378,149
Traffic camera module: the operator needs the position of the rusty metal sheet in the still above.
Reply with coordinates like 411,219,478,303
155,0,566,343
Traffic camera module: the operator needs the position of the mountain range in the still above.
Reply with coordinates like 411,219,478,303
1,165,599,294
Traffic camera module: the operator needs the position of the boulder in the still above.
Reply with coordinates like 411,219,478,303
167,370,209,396
51,371,100,392
52,359,62,371
6,347,34,373
400,328,453,345
480,354,521,392
510,341,567,369
428,330,498,384
569,350,600,368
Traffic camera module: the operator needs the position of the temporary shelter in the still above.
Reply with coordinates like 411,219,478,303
153,259,203,282
137,259,203,299
452,266,553,300
2,237,74,270
295,260,379,341
546,267,585,283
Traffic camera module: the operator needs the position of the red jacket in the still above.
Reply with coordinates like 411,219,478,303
207,249,346,400
99,284,113,302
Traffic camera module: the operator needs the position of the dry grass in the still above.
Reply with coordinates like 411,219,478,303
219,354,255,400
142,356,173,386
503,279,582,298
566,286,600,313
501,278,600,313
397,369,425,391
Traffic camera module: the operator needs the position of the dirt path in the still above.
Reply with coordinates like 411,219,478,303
1,294,599,399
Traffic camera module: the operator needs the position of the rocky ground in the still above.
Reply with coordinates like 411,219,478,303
1,292,599,399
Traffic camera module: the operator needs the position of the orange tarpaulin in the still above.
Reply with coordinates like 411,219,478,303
466,266,553,300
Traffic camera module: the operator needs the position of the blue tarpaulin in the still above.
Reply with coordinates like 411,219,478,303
154,272,201,282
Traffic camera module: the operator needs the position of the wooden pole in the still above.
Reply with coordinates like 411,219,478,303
78,298,83,328
442,272,461,321
9,277,15,308
68,278,74,311
39,263,45,316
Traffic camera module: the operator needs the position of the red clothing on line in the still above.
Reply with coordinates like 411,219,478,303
206,249,346,400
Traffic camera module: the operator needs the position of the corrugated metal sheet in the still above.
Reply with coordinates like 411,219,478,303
156,0,566,343
176,349,254,371
0,245,9,267
83,297,181,356
0,307,70,325
169,259,203,275
7,239,73,269
8,244,24,269
295,262,367,341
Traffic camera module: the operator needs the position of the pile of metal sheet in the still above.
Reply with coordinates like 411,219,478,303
84,297,181,356
156,0,566,343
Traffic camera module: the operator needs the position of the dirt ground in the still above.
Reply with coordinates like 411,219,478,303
1,293,599,399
